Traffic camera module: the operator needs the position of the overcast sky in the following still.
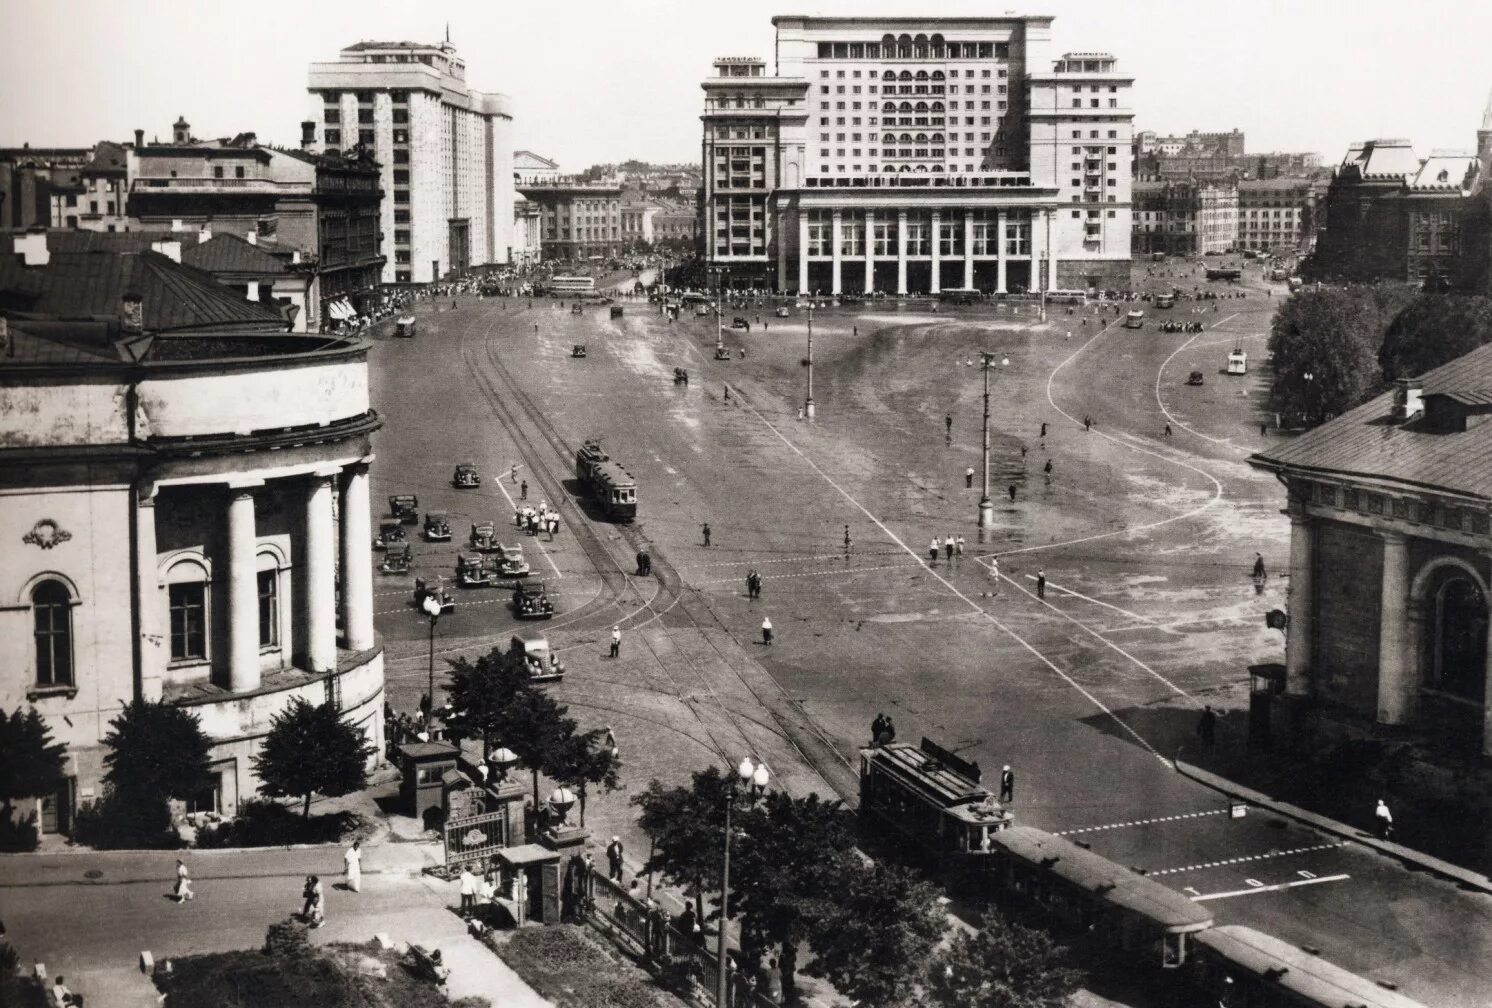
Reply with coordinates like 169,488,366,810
5,0,1492,170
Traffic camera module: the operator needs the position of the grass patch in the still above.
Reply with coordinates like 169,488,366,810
485,925,685,1008
153,934,486,1008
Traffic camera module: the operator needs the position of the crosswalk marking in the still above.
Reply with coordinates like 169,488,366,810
1056,809,1227,836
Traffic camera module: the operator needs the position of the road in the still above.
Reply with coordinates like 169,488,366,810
361,261,1490,1006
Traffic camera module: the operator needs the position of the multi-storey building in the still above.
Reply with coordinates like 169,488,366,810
513,195,543,268
1131,180,1234,255
1237,177,1318,254
701,17,1134,294
514,150,560,186
519,182,623,261
46,141,130,232
1197,182,1239,253
307,40,515,284
0,147,93,231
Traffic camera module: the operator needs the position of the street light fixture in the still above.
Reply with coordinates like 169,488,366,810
421,594,443,729
718,756,769,1008
977,353,1010,533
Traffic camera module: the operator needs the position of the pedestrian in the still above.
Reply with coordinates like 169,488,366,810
1008,484,1016,503
459,866,478,914
999,765,1015,803
987,557,1000,595
343,839,363,893
50,976,76,1008
520,479,528,500
945,413,953,435
1043,459,1053,477
761,616,774,645
308,875,325,928
174,859,194,903
636,550,647,576
745,571,754,598
1021,445,1028,459
1036,570,1046,599
843,525,852,553
1260,422,1268,437
1040,421,1048,437
1197,705,1218,750
510,465,518,483
929,537,940,564
965,465,975,488
724,385,731,402
702,522,712,547
1252,552,1266,580
1374,799,1394,840
871,712,887,743
1083,415,1092,432
955,535,965,556
946,537,956,561
610,625,621,658
301,874,317,920
1164,423,1172,437
606,836,625,881
797,406,805,421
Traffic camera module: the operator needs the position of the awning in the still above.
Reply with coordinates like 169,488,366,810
327,299,354,320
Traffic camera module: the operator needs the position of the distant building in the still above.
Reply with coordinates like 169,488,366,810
0,230,384,832
0,147,92,231
514,150,560,186
1132,128,1320,183
1132,180,1235,255
1236,177,1319,254
307,40,515,283
45,142,130,232
519,182,623,261
513,194,542,267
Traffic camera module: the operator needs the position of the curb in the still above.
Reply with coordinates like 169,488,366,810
1174,759,1492,896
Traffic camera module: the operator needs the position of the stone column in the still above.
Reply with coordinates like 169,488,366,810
1284,509,1313,697
776,207,788,294
830,209,843,296
962,210,974,289
797,211,809,294
896,210,909,295
305,470,338,674
1376,531,1412,724
339,463,375,652
996,211,1009,294
863,212,875,294
137,488,164,702
1045,210,1058,291
227,482,262,693
929,211,942,294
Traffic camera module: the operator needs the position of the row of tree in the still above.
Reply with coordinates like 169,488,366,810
443,647,620,824
1269,287,1492,425
634,766,1082,1008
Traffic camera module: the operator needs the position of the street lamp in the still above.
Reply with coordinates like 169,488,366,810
718,756,770,1008
421,594,443,729
804,305,816,420
977,353,1010,533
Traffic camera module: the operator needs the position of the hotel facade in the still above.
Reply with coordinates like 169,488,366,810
701,16,1134,294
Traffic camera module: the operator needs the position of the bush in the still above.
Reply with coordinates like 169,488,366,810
0,815,39,852
195,798,364,849
263,917,312,958
487,925,682,1008
72,787,179,850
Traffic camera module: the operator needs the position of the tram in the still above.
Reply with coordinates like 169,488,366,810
1206,267,1243,281
1190,926,1428,1008
543,275,596,296
575,439,638,522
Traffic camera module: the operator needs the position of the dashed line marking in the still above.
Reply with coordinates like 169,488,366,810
680,552,865,569
1056,809,1226,836
1191,873,1349,902
696,562,924,586
1149,842,1345,877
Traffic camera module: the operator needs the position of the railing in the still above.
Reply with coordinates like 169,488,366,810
132,178,314,194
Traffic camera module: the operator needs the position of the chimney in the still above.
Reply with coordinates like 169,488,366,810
245,230,257,246
300,120,316,151
134,128,144,149
291,249,302,265
149,239,182,264
198,223,212,244
121,292,144,335
1392,379,1424,423
14,228,49,267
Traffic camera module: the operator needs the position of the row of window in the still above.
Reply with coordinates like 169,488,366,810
325,109,409,125
322,89,409,104
813,38,1010,60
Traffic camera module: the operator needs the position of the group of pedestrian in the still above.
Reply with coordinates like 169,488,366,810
870,712,897,746
745,569,763,598
927,534,966,565
635,549,653,576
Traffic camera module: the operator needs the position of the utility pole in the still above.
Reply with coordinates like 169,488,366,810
977,352,1008,533
804,304,815,420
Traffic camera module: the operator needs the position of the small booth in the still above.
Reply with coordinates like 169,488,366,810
398,741,460,826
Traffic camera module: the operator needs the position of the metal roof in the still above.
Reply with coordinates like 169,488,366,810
1250,342,1492,499
182,234,290,276
1196,927,1428,1008
866,741,991,807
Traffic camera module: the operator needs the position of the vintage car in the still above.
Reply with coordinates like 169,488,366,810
380,542,411,574
610,306,624,319
453,463,481,488
423,511,451,542
389,494,419,524
496,542,531,577
456,553,495,588
414,575,456,614
774,306,790,318
511,581,555,621
1187,370,1206,386
572,344,587,358
469,521,499,552
395,316,417,338
695,304,714,317
714,346,732,360
673,367,689,385
570,303,584,315
506,631,564,680
731,316,749,329
373,520,406,551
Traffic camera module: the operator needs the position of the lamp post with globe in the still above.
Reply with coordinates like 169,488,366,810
421,594,443,729
718,756,770,1008
975,352,1010,534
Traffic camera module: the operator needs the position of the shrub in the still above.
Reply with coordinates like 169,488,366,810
195,799,363,849
0,815,39,853
263,917,312,958
72,787,178,850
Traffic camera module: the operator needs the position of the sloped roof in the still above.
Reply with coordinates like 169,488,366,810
1357,139,1420,179
182,233,289,275
1251,342,1492,498
514,150,558,169
1408,153,1478,192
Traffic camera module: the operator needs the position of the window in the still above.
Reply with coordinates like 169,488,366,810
213,166,224,179
169,582,207,662
234,166,245,179
258,569,278,648
325,129,341,147
32,580,73,687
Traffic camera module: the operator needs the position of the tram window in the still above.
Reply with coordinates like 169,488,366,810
1162,933,1185,967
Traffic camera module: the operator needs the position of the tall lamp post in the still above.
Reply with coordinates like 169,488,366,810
977,352,1010,533
421,595,442,729
718,756,770,1008
804,305,816,420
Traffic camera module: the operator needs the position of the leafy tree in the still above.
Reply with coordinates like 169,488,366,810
102,699,213,804
549,728,621,827
445,646,532,755
1378,294,1492,381
500,687,578,807
731,791,858,1004
632,767,732,922
252,698,374,820
920,909,1083,1008
805,858,946,1008
0,706,67,820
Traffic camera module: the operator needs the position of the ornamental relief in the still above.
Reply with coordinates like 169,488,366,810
21,519,72,550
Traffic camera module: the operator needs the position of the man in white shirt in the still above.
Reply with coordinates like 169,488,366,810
343,840,363,893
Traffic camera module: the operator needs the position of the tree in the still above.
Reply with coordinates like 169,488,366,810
1378,294,1492,381
731,790,858,1004
549,728,621,827
805,858,946,1008
252,698,374,820
500,687,578,806
920,909,1083,1008
102,699,213,804
0,706,67,820
445,646,532,755
632,767,732,922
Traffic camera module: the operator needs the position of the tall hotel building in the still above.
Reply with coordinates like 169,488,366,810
308,41,515,284
701,16,1134,293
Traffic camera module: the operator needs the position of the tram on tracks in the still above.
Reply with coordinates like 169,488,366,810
575,438,637,522
858,737,1425,1005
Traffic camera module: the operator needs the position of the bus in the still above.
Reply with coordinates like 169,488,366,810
1205,267,1242,282
1124,309,1145,329
938,288,984,305
1154,292,1176,309
545,276,596,296
1046,289,1087,305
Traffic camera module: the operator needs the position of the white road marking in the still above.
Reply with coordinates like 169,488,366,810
681,552,862,569
1153,313,1258,449
697,562,923,586
1056,808,1227,836
1013,571,1167,630
489,478,564,579
735,397,1172,766
1149,841,1346,877
1191,873,1349,902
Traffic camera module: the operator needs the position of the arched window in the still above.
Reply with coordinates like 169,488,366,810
898,33,912,45
914,33,928,45
899,71,913,81
899,102,913,113
915,133,929,144
33,580,73,686
883,102,897,113
882,70,896,82
882,134,896,145
915,70,929,81
1432,573,1488,700
899,133,913,144
931,71,945,81
931,133,945,143
931,101,945,112
930,34,944,46
915,102,929,113
881,34,896,46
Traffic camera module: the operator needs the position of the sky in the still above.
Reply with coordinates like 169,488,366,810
5,0,1492,170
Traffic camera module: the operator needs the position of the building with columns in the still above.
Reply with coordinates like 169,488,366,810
0,231,383,833
701,17,1134,294
1250,351,1492,757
